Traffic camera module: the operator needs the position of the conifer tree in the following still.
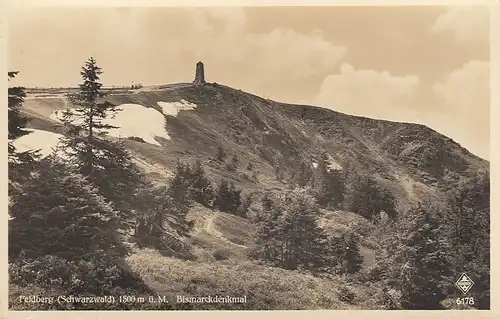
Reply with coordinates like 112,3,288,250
333,231,364,274
227,182,242,214
167,161,192,206
294,161,312,187
214,179,231,212
231,153,239,167
394,202,451,309
60,57,119,180
190,160,214,207
8,156,125,262
238,192,254,218
445,172,490,309
213,179,242,215
246,162,254,171
274,189,329,270
59,58,147,232
135,185,191,244
8,72,39,185
252,192,280,263
314,153,345,208
8,72,29,143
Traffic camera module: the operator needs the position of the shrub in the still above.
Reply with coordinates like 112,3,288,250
336,286,356,303
8,255,150,310
216,146,226,162
213,249,231,261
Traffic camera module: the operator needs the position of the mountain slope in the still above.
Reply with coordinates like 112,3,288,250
21,82,488,210
13,82,489,310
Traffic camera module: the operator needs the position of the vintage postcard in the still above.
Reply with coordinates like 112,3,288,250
3,1,496,318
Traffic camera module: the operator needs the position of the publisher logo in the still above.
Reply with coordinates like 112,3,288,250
455,273,474,294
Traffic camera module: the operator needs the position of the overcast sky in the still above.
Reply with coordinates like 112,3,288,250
8,6,490,159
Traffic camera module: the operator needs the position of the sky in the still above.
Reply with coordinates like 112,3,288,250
8,6,490,159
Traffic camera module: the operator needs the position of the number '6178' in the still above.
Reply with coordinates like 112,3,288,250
456,297,474,306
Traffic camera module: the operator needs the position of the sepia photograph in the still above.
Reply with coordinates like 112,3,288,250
6,4,491,312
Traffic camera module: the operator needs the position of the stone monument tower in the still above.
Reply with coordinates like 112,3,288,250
193,61,206,85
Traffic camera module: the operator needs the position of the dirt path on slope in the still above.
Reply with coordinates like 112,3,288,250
204,213,247,249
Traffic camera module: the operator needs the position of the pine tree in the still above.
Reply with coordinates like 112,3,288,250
8,156,125,262
8,72,30,142
213,179,242,215
445,172,490,309
59,58,147,232
190,160,214,207
227,182,242,215
395,202,451,309
314,153,345,209
60,57,119,180
167,161,192,206
251,189,345,273
252,192,280,263
135,185,191,244
8,72,39,186
214,179,231,212
90,139,150,229
334,231,364,274
237,192,253,218
274,189,328,270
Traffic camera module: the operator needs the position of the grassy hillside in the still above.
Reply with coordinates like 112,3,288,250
21,82,488,199
11,82,489,310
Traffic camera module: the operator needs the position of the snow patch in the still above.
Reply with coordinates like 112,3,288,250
157,99,197,117
327,155,342,171
50,104,171,146
312,162,318,168
11,129,64,158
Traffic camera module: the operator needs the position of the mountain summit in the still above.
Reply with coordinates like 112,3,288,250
21,81,487,210
11,76,490,310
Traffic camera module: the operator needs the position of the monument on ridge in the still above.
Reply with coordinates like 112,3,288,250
193,61,206,85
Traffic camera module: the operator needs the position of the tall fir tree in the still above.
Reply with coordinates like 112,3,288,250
252,192,281,263
237,192,254,218
394,202,451,309
274,189,330,270
294,161,312,187
60,57,119,179
59,58,147,232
